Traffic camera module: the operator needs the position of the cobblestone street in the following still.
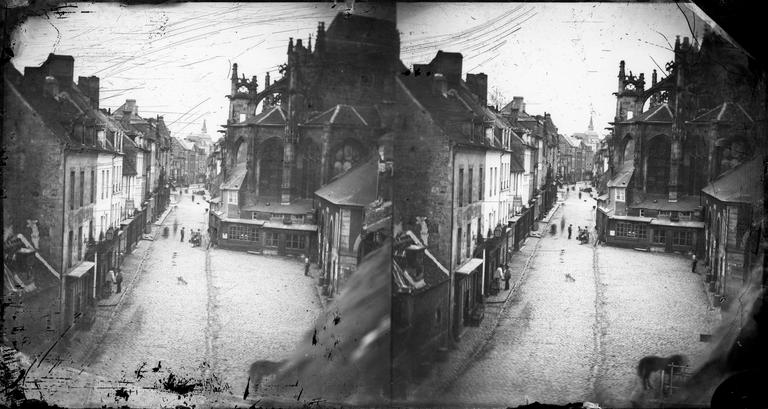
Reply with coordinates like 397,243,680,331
25,190,321,407
440,185,720,407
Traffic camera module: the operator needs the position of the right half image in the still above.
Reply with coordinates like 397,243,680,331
391,2,767,408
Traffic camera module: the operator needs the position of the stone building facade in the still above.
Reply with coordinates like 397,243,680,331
597,30,766,260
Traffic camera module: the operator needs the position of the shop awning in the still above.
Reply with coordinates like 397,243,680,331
67,261,95,278
456,258,483,275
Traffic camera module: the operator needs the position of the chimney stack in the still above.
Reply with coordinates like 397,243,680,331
44,76,59,98
433,73,448,97
511,96,525,113
430,51,463,84
125,99,137,116
466,73,488,107
78,76,100,110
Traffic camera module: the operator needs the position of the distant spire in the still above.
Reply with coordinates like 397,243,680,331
202,120,207,134
588,115,594,132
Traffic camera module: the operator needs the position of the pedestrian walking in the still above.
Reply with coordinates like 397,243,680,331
173,219,178,236
180,227,185,242
568,224,573,239
504,264,512,290
560,217,566,236
691,254,698,274
115,270,124,293
304,255,311,276
579,191,582,199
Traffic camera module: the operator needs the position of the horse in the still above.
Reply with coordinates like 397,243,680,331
637,354,688,390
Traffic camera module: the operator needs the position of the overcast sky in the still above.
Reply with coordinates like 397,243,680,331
10,2,708,139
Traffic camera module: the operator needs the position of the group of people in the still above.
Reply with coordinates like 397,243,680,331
492,264,513,294
104,268,123,297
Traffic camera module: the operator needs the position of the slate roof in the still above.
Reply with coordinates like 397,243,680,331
242,198,313,214
221,162,247,190
622,103,674,124
630,194,701,212
397,75,484,147
246,105,287,126
688,102,754,124
510,152,526,173
122,135,138,176
702,155,763,203
4,64,118,153
305,104,369,127
314,158,378,207
607,163,635,188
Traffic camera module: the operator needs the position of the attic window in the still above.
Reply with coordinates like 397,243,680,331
626,111,634,120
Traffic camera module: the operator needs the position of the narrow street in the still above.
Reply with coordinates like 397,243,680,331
26,190,321,407
441,185,719,408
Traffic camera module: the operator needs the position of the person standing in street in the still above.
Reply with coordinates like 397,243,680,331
504,264,512,290
692,254,698,273
180,227,185,242
560,217,566,236
568,224,573,239
115,269,124,293
494,265,503,293
304,255,311,276
107,269,116,296
173,219,178,236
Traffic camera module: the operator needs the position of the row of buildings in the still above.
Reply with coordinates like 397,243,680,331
201,7,571,397
558,119,598,184
2,54,172,353
169,121,213,187
593,29,766,311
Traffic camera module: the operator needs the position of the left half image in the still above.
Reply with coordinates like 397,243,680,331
2,2,393,406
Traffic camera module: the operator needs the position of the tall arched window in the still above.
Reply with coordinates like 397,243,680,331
330,140,364,178
258,138,284,198
646,135,671,194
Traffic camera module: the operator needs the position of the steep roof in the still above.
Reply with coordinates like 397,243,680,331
305,104,369,127
122,135,138,176
607,163,635,188
397,75,485,147
625,103,674,124
5,64,117,153
314,158,378,207
702,155,763,203
247,105,287,126
221,162,247,190
509,152,526,173
689,101,754,124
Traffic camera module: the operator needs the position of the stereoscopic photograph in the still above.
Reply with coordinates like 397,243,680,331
1,1,765,408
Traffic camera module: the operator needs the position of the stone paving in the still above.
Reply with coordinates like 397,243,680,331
24,189,321,407
404,202,561,404
428,184,719,408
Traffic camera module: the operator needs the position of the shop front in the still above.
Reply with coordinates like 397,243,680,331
65,261,95,328
453,257,483,338
215,216,316,257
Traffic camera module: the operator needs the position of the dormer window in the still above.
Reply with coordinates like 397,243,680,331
615,189,625,202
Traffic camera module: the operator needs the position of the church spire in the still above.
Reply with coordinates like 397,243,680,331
588,115,594,132
202,119,207,134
